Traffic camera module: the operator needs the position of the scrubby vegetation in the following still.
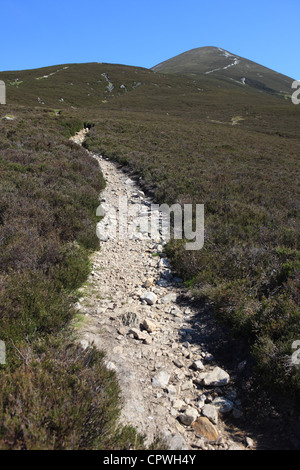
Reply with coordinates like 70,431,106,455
0,58,299,446
83,79,300,401
0,337,144,450
0,106,144,449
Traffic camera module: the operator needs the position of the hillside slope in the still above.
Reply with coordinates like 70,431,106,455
152,46,294,96
1,51,300,448
0,51,295,112
0,62,159,109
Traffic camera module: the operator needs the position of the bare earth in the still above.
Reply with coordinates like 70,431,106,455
70,129,254,450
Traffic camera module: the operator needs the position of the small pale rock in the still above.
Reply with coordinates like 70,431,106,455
159,258,170,269
144,278,154,288
96,307,106,315
80,339,89,350
125,178,134,185
152,370,171,388
117,326,128,336
196,398,206,410
3,116,16,121
202,404,219,425
204,353,215,362
105,361,117,371
113,346,123,354
143,336,153,345
173,358,184,368
140,292,158,305
201,367,230,387
129,328,148,341
164,433,189,451
142,318,157,333
212,397,234,414
193,437,208,450
181,381,194,391
179,406,198,426
171,398,186,411
161,293,177,304
167,385,177,395
246,436,254,448
192,360,205,371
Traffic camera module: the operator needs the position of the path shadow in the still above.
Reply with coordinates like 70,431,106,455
174,291,300,450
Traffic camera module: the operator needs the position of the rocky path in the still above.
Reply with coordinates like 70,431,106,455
70,129,255,451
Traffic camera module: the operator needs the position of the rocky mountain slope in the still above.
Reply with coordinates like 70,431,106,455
0,47,295,110
1,47,299,450
152,46,294,96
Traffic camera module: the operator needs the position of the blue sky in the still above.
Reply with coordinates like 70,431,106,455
1,0,299,79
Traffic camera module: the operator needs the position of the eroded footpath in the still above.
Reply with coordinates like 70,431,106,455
71,129,254,451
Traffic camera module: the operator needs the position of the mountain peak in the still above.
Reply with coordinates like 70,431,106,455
152,47,294,95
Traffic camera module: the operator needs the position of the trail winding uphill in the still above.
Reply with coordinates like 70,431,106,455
70,129,257,451
205,57,240,75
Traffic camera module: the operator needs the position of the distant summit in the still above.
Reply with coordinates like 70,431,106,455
152,46,294,95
